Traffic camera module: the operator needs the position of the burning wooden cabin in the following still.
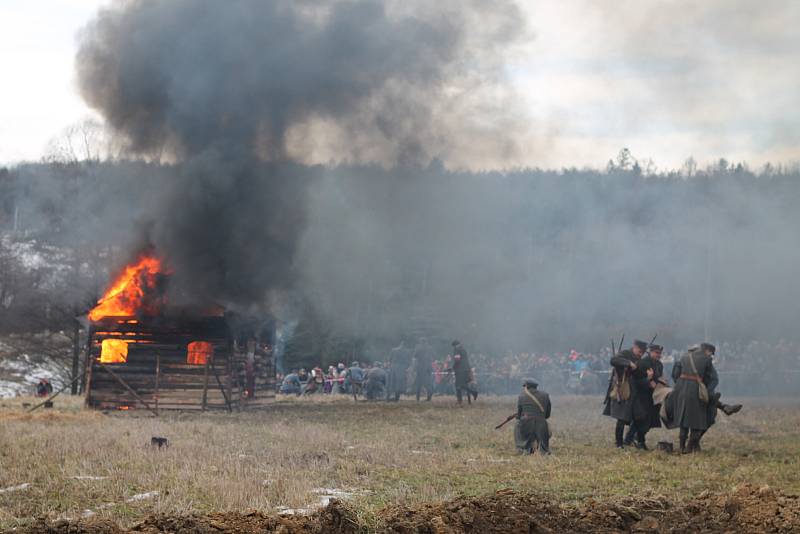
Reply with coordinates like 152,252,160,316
84,253,275,412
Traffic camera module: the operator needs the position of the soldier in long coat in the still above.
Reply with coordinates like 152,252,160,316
671,343,719,453
603,339,650,448
657,382,741,430
412,337,435,401
624,343,666,448
363,364,387,400
515,379,552,455
451,340,477,405
386,341,411,402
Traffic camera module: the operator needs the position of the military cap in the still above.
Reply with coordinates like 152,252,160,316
649,344,664,352
700,342,716,354
633,339,648,351
451,340,461,347
523,379,538,388
351,361,359,367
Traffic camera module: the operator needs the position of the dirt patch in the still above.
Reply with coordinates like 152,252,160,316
16,484,800,533
20,502,359,534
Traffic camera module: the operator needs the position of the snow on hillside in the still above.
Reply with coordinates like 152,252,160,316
0,341,63,398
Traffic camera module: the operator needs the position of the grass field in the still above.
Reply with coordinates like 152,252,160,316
1,394,799,530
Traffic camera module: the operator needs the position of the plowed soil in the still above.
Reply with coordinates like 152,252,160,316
18,483,800,534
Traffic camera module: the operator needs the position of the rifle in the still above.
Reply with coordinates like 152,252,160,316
494,413,516,429
644,334,657,356
604,334,624,403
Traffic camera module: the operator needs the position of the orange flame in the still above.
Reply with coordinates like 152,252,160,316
187,341,213,365
89,254,165,321
100,339,129,363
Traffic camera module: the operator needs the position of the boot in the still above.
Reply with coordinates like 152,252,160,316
679,432,688,454
615,421,626,448
636,439,649,451
720,403,742,416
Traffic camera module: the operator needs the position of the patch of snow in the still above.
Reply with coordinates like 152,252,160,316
276,488,362,516
80,490,159,517
0,352,63,398
0,483,31,494
126,491,159,502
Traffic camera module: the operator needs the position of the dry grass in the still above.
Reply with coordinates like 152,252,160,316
1,394,798,530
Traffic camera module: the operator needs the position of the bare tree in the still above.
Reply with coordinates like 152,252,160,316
43,118,119,164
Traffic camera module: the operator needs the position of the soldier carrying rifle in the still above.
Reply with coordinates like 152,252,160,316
603,339,650,449
496,379,551,455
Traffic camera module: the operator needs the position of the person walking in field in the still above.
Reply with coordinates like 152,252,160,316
514,379,552,455
387,340,411,402
671,343,731,453
412,337,435,401
451,340,478,405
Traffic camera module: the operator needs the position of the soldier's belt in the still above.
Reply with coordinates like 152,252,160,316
679,373,702,382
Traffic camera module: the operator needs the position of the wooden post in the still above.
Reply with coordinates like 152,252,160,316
212,361,232,413
201,353,211,412
83,327,95,406
70,320,81,395
98,363,159,417
154,353,161,415
226,339,235,411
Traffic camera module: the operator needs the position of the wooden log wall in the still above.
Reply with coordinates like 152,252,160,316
85,316,275,412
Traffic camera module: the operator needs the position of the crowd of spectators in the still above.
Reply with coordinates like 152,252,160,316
714,340,800,394
277,340,800,397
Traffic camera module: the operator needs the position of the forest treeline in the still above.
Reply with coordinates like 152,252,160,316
1,154,799,372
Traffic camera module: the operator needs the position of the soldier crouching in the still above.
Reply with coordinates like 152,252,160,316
514,379,552,455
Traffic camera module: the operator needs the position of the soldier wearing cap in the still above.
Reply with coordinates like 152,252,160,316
671,342,718,453
603,339,650,448
624,343,666,449
515,379,551,455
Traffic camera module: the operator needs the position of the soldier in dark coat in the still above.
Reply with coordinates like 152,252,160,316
363,364,387,400
386,341,411,401
603,339,650,448
671,343,719,453
624,344,666,449
658,383,741,429
514,379,552,455
412,337,435,401
451,340,478,405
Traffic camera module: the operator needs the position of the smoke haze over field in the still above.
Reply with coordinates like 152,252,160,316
297,164,800,351
2,0,799,357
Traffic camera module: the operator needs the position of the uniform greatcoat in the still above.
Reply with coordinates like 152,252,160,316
514,386,552,454
602,350,649,423
671,349,719,430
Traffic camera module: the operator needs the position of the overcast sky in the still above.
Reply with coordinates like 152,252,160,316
1,0,798,170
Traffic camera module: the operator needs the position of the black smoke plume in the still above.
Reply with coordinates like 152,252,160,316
75,0,526,309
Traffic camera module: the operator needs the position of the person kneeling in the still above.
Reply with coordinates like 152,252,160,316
514,379,552,455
